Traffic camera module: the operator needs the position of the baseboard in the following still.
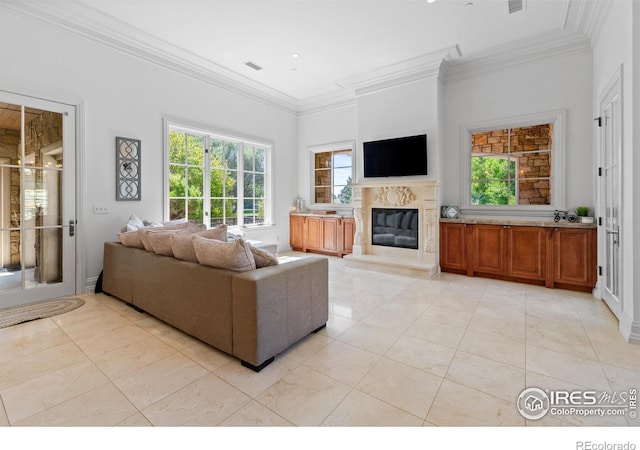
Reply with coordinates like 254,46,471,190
619,313,640,344
85,276,98,293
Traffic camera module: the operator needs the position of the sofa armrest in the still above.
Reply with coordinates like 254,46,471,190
231,256,328,367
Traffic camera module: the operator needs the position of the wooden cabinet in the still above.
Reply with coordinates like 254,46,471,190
550,227,596,289
290,215,355,257
439,222,468,273
439,221,596,292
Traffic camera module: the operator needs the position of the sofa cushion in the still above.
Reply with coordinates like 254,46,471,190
249,245,279,268
147,224,207,256
117,229,147,248
171,224,228,262
193,236,256,272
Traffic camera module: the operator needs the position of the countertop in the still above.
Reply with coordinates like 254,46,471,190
440,217,597,229
290,212,354,219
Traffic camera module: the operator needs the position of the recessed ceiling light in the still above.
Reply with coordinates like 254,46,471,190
291,53,299,58
465,2,474,6
427,0,436,3
292,68,298,71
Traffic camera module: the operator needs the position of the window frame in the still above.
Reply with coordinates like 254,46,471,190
164,119,273,228
308,140,355,206
461,110,565,215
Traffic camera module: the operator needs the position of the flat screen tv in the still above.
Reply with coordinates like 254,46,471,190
363,134,427,177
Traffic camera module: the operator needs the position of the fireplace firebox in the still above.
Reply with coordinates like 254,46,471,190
371,208,419,250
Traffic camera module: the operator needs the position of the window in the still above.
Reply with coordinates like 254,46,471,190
462,111,565,212
166,123,271,227
310,141,354,205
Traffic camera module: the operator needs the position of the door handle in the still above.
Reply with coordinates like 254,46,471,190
606,230,619,234
69,220,76,237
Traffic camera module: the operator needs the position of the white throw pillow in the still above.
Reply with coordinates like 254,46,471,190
193,236,256,272
120,214,145,232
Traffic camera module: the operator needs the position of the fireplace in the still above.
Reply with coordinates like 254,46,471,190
371,208,419,249
344,180,440,278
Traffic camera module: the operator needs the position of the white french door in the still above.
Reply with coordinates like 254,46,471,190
0,91,76,308
598,72,622,319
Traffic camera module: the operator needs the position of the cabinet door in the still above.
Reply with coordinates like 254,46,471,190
472,224,507,275
507,226,546,280
306,217,323,250
290,216,305,250
553,228,595,287
322,218,340,252
439,223,468,271
342,218,355,255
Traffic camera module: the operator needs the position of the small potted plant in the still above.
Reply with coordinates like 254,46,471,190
575,206,593,223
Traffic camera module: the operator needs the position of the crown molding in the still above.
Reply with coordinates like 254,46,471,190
2,0,300,115
442,29,591,84
563,0,613,48
336,46,461,96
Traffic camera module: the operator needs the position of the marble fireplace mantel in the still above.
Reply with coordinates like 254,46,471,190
344,180,440,278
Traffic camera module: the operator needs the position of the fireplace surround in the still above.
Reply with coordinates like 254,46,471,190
344,180,440,278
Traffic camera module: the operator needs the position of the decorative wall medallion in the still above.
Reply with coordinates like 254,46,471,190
375,186,416,207
116,136,141,201
441,205,460,219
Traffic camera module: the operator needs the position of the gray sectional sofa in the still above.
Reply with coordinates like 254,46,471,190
102,242,328,371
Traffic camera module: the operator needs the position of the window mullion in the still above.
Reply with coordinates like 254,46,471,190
237,142,245,227
203,135,211,227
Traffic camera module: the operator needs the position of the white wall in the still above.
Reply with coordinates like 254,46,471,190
0,10,298,287
592,0,638,342
297,104,358,211
442,50,594,211
357,77,440,183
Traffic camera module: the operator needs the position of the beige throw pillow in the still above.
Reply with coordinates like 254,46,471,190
249,245,279,268
117,229,146,248
138,221,194,252
193,236,256,272
171,224,228,262
147,224,207,256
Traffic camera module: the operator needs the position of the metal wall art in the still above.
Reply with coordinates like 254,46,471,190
116,136,141,201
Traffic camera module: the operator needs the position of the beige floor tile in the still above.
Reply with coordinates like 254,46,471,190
113,352,209,410
356,357,442,419
316,313,357,339
458,329,526,369
54,307,133,339
0,327,72,362
526,345,611,391
0,318,58,343
591,338,640,373
330,298,380,321
336,322,401,355
142,373,251,426
116,412,153,426
214,356,299,398
0,342,88,391
420,304,474,329
1,360,109,424
280,332,332,364
466,314,525,344
361,309,417,334
525,322,598,361
134,317,200,350
92,336,177,380
322,389,423,426
0,397,8,426
219,400,293,426
181,340,235,371
430,295,479,315
14,383,137,426
446,351,525,403
385,334,456,377
73,323,152,357
405,317,466,349
302,340,380,386
256,365,351,426
426,379,524,426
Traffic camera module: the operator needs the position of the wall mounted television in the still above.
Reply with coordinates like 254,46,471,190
363,134,427,177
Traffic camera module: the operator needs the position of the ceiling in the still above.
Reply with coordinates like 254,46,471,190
3,0,603,113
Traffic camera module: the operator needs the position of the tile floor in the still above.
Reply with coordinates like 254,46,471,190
1,253,639,427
